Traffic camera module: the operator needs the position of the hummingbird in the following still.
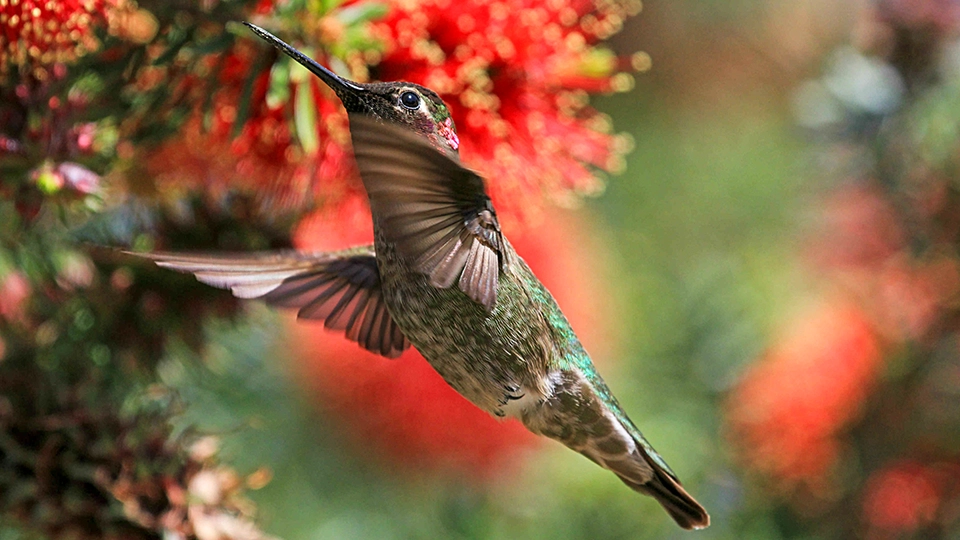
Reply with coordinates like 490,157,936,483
131,23,709,530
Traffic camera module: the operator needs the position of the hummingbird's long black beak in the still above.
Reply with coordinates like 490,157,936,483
243,22,368,110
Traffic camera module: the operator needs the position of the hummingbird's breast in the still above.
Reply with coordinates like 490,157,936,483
372,231,558,416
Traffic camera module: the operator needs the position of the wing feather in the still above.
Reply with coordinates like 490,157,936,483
126,248,411,358
350,115,508,311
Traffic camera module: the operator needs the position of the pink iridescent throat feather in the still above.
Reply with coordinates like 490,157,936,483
439,117,459,150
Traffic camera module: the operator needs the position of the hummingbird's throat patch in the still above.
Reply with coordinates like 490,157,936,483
438,117,459,150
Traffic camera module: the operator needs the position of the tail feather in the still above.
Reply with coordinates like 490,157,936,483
521,368,710,529
613,453,710,530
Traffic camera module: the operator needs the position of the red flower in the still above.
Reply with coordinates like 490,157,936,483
862,461,945,535
370,0,640,218
727,303,882,495
867,256,960,341
145,42,324,212
807,185,960,342
0,270,31,324
0,0,126,78
147,0,639,220
807,185,905,272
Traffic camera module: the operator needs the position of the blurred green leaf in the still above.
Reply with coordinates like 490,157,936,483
266,59,291,110
295,78,320,154
335,2,388,26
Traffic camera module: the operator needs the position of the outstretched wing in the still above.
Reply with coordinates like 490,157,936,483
127,247,411,358
350,115,509,312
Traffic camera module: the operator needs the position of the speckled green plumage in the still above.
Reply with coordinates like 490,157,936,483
375,224,678,475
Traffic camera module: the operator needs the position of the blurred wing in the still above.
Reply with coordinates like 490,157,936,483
350,115,508,312
127,247,411,358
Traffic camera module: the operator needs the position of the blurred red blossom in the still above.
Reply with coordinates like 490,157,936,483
867,256,959,341
861,460,960,536
807,185,960,342
807,185,905,271
727,303,882,496
145,41,319,211
738,2,960,524
0,271,31,324
0,0,127,78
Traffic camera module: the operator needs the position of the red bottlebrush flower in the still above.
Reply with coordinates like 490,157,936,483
370,0,639,219
144,39,358,213
862,461,943,534
288,209,619,479
145,43,300,211
290,192,373,251
0,0,126,78
726,303,882,496
149,0,639,219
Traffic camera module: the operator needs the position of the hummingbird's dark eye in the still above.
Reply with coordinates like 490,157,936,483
399,91,421,110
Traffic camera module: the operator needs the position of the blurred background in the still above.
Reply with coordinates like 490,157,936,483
3,0,960,538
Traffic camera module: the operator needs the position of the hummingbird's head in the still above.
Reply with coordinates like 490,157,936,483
244,23,461,155
354,81,460,154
